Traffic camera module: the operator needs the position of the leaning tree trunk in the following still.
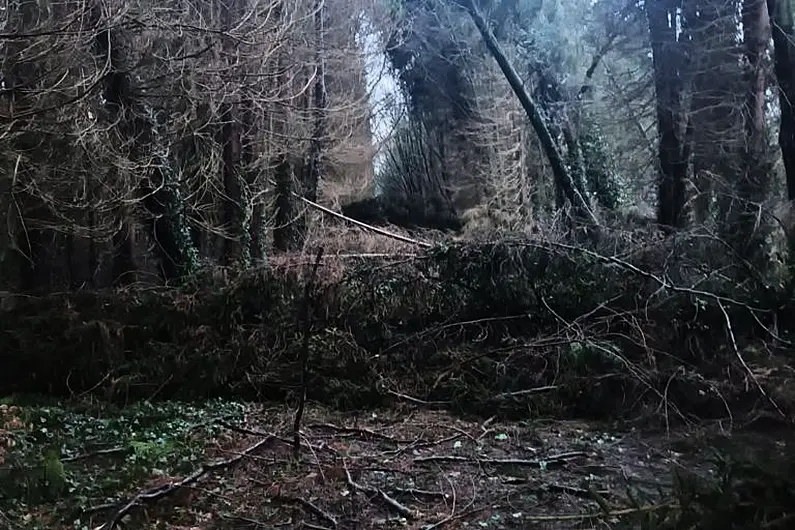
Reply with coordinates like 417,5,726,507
768,0,795,201
461,0,600,229
647,0,691,228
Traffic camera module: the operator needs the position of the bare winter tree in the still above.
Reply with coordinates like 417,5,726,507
0,0,377,289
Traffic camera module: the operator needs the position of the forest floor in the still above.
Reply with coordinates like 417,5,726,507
3,397,781,530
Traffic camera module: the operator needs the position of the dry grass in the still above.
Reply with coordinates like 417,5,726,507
301,215,442,254
267,220,434,285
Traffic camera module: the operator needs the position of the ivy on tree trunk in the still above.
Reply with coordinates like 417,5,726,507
92,9,197,283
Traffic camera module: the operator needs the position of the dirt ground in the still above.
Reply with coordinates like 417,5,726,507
93,403,729,530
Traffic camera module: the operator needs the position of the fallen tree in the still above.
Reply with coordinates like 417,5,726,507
0,236,792,424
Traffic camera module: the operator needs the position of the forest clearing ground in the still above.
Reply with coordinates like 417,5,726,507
0,398,755,530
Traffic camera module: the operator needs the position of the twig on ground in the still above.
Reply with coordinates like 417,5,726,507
219,513,273,527
0,509,18,530
718,300,785,418
381,432,462,458
493,386,559,399
217,420,337,457
62,446,126,462
391,486,448,499
656,366,683,435
501,477,611,498
280,495,338,527
344,463,421,519
423,471,460,529
95,436,274,530
446,425,479,443
522,502,679,522
294,246,325,460
413,455,469,463
762,513,795,529
303,523,334,530
414,452,587,467
423,506,487,530
386,389,450,406
308,422,398,442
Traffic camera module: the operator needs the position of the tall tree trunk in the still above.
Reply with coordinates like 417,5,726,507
107,165,136,286
303,0,328,206
111,209,136,286
768,0,795,201
92,7,196,283
65,232,75,289
462,0,600,229
273,152,297,252
243,97,265,263
219,1,249,265
732,0,772,263
272,3,302,252
273,0,328,252
87,189,98,288
533,69,589,204
7,1,54,291
220,101,246,264
685,0,742,224
648,0,691,228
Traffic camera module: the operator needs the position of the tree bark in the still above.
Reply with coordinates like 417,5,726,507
242,97,265,263
220,101,246,264
684,0,742,224
768,0,795,201
732,0,772,263
7,1,55,291
219,0,249,265
647,0,691,228
111,210,136,286
272,2,303,252
303,0,328,206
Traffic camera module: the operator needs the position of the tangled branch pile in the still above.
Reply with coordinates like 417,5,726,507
2,235,792,424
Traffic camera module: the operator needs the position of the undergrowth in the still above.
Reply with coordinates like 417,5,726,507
0,398,249,529
1,397,793,530
0,237,792,424
0,236,793,528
